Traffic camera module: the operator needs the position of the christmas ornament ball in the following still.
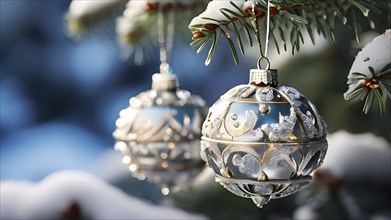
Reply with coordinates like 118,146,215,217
113,72,207,194
201,68,328,207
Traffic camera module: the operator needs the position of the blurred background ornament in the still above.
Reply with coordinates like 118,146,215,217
200,58,328,208
113,4,208,195
113,68,207,194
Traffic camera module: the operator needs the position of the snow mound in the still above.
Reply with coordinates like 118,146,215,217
349,29,391,78
189,0,245,26
344,29,391,99
0,170,205,219
321,130,391,186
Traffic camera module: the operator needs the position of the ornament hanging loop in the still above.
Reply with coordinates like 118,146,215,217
250,57,278,87
257,56,270,70
159,62,171,74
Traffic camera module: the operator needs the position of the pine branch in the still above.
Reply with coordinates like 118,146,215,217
65,0,128,40
188,0,388,66
65,1,209,64
117,1,209,64
345,64,391,114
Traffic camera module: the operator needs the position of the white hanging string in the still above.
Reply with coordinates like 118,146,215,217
252,0,272,69
157,4,175,74
251,2,263,56
264,0,271,58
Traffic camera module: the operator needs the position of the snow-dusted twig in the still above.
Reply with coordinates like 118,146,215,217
66,0,128,40
344,29,391,114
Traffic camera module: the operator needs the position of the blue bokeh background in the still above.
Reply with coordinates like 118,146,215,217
0,0,251,181
1,0,390,183
1,2,391,219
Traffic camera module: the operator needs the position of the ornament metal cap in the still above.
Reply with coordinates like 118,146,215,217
249,69,278,87
152,63,178,92
249,57,278,87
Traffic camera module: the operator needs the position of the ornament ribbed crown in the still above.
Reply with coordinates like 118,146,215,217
249,69,278,87
152,73,178,91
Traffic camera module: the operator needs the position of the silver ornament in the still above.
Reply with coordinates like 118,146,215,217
113,71,208,195
201,67,328,208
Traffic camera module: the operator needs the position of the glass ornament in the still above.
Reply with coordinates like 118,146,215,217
113,68,208,195
200,62,328,207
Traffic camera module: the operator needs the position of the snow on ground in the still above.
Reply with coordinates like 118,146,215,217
0,170,206,220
